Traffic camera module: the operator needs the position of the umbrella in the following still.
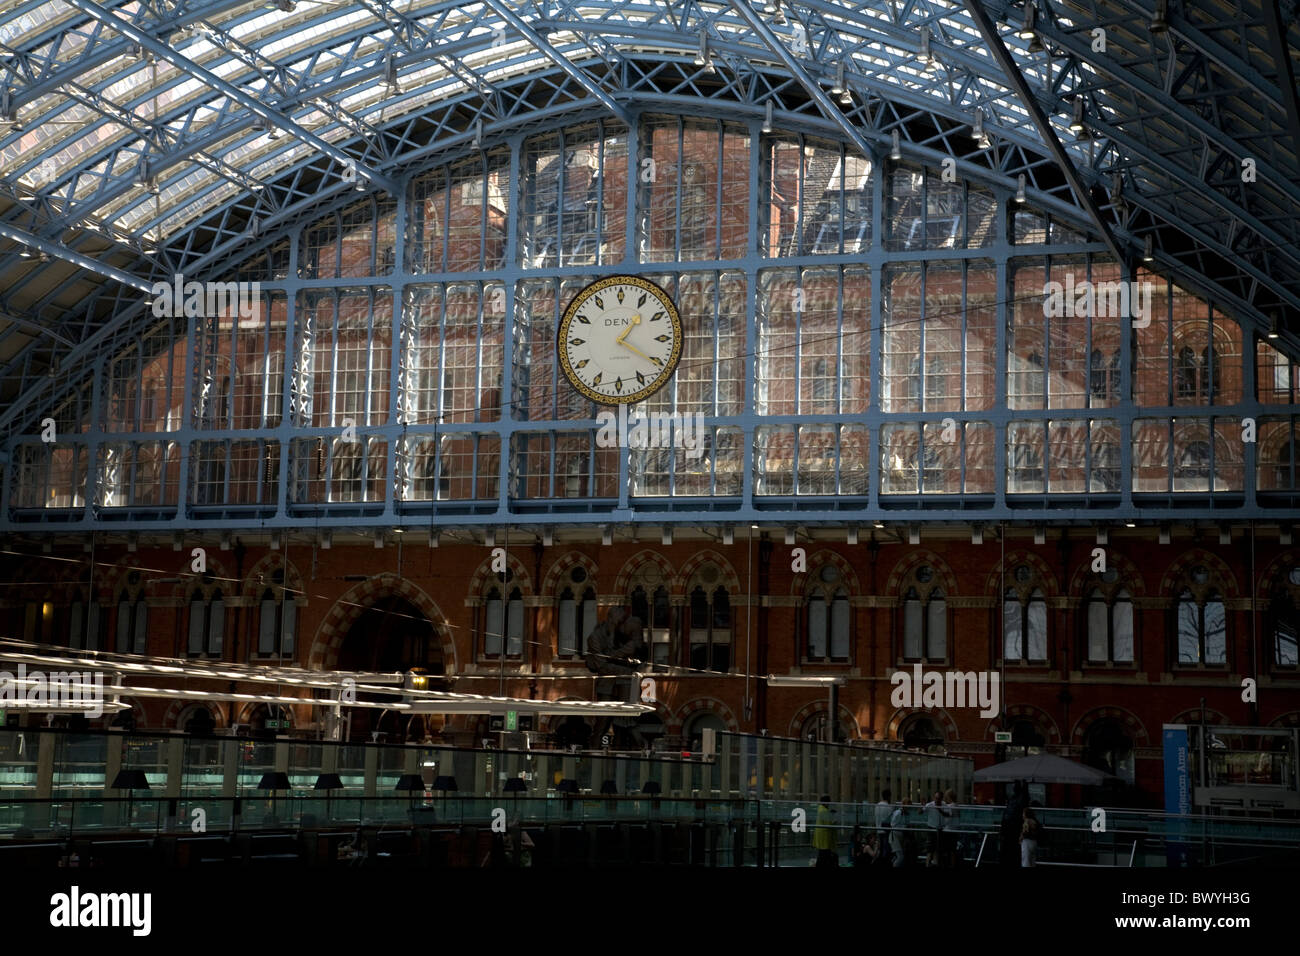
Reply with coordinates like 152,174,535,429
973,753,1116,786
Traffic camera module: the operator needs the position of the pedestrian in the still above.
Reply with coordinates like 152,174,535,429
888,799,908,867
923,790,945,867
813,794,838,867
1020,807,1040,867
849,826,874,867
942,788,959,867
1000,779,1028,866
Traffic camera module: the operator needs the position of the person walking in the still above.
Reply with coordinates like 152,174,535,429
1000,780,1028,866
1020,808,1040,867
813,794,838,867
888,799,908,867
942,788,959,867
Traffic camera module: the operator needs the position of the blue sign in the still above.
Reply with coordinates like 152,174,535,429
1163,725,1190,866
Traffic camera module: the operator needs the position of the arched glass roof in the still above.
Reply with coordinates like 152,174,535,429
0,0,1297,425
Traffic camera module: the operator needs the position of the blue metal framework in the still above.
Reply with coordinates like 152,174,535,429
0,0,1296,533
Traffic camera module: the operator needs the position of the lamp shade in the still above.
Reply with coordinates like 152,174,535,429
503,778,527,793
556,778,579,794
394,774,425,792
257,772,291,791
599,780,618,795
432,775,458,792
641,781,662,795
111,769,150,791
314,773,344,791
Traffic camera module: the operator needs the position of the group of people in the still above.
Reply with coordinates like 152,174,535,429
812,781,1042,868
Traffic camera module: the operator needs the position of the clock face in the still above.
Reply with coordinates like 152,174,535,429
557,276,684,405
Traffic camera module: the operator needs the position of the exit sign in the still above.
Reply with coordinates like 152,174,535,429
266,720,287,730
506,711,518,731
994,731,1012,744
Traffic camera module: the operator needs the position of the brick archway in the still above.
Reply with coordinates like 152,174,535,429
987,704,1062,745
308,574,455,672
788,699,861,739
885,707,960,743
673,696,740,735
676,550,742,594
884,550,959,598
162,700,228,729
1070,706,1149,747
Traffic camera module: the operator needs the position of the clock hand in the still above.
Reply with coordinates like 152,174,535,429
615,314,641,345
619,338,653,361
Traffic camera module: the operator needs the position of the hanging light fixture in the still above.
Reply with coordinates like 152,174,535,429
920,29,935,70
831,62,845,95
1267,312,1280,339
972,110,990,149
1150,0,1168,33
762,100,773,134
1018,2,1037,39
1015,173,1026,203
1070,97,1086,133
890,130,901,161
1143,235,1154,262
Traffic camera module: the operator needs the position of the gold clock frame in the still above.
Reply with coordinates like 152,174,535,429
556,275,684,406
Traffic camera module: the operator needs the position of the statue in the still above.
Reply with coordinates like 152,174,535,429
583,607,645,675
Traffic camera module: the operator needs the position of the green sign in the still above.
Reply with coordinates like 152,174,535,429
266,719,287,730
506,711,518,731
994,731,1012,744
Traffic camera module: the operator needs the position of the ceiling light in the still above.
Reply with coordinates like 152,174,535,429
972,110,990,148
1070,97,1086,133
695,33,710,67
762,100,773,133
1017,3,1037,39
920,29,935,70
1150,0,1168,33
1015,173,1026,203
831,62,845,96
763,0,777,12
274,0,296,11
1267,312,1280,339
839,88,852,105
384,55,400,92
1143,235,1154,262
890,130,901,161
1,89,19,130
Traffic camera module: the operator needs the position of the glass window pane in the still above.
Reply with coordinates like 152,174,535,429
808,597,827,659
903,596,922,658
1087,595,1108,661
1204,598,1226,664
1111,592,1133,662
1027,593,1047,661
1003,596,1022,660
259,599,277,655
830,595,850,659
557,595,576,656
1177,593,1199,663
485,598,504,656
926,594,946,659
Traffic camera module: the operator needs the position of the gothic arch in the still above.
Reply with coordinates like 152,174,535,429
675,549,742,594
613,550,677,597
884,550,959,598
1169,707,1229,725
1258,550,1299,596
162,700,228,729
1066,550,1148,598
985,549,1059,597
540,550,600,595
1070,705,1149,747
467,551,535,598
243,553,306,597
309,573,456,672
789,548,862,596
1159,549,1239,598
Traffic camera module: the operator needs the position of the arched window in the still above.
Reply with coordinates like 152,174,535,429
1003,568,1047,663
68,597,101,651
805,568,850,662
1176,346,1198,400
187,589,224,657
257,587,297,658
688,584,732,671
1083,718,1135,784
1086,588,1134,663
628,566,672,664
115,593,148,654
900,564,947,662
483,585,523,658
1269,568,1300,669
899,714,946,753
1177,586,1227,665
557,585,597,657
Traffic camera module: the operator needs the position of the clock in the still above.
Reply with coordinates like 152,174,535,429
557,275,684,405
